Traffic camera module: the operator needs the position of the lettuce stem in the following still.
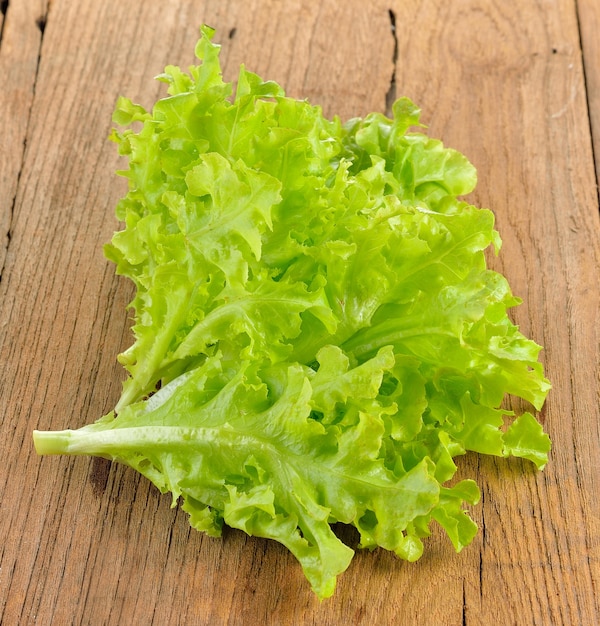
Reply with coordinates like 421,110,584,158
33,430,78,456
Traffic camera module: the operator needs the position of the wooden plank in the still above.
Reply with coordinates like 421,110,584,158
388,0,600,623
0,1,392,624
0,0,49,276
0,0,598,624
577,0,600,187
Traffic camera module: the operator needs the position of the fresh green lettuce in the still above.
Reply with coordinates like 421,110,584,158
33,26,551,599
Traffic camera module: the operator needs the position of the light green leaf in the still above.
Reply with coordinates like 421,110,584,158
33,25,552,599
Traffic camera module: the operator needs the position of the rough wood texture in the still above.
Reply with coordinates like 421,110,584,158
578,0,600,183
1,0,598,624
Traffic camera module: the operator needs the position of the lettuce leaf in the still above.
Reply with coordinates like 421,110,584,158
33,25,551,599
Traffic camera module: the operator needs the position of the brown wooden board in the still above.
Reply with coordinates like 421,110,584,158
1,1,598,624
577,0,600,184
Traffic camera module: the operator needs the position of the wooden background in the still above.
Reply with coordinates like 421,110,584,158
1,1,599,624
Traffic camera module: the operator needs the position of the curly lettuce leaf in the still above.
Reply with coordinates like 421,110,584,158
33,25,551,599
33,349,444,598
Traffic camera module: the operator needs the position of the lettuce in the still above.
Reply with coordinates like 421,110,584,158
33,26,551,599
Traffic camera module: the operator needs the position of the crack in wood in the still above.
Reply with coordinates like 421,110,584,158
35,13,47,34
32,7,49,94
0,0,9,47
479,468,485,597
0,152,19,281
385,8,398,117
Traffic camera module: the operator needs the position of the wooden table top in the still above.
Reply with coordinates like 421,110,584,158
1,1,598,624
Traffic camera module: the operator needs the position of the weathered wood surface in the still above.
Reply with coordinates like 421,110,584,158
1,0,598,624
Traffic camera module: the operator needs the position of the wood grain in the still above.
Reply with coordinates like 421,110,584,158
1,0,598,624
577,0,600,186
389,1,600,623
0,0,48,277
